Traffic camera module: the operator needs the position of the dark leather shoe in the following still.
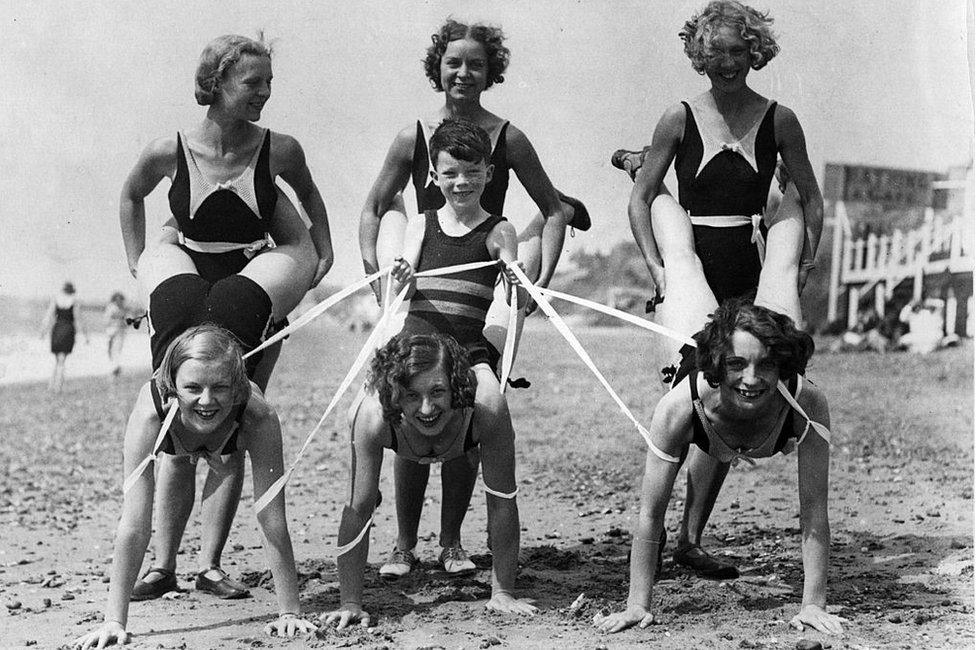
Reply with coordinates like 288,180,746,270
131,567,177,601
195,567,250,599
558,192,591,232
673,544,739,580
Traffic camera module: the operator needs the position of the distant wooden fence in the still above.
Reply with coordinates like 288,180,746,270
829,201,973,330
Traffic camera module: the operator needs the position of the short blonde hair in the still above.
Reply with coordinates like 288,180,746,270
679,1,780,74
194,34,272,106
155,324,250,405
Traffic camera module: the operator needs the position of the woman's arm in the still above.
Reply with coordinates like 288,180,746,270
360,126,417,277
119,137,176,278
595,389,688,633
322,397,386,630
792,385,845,635
505,124,571,289
274,133,334,287
775,105,824,284
241,391,317,637
475,392,536,615
628,104,685,296
72,386,159,648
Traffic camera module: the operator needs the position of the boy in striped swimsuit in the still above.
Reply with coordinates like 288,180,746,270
379,118,525,580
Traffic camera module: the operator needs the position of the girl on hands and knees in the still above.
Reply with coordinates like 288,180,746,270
593,300,845,635
72,325,316,648
321,333,535,630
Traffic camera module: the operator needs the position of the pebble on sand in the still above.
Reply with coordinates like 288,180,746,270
796,640,823,650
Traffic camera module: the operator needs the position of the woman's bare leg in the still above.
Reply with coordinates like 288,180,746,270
152,455,197,572
198,451,246,573
754,183,804,324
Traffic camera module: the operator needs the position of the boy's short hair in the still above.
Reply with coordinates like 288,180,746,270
367,333,476,423
429,118,492,167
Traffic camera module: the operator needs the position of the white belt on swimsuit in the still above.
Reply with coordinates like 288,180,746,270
178,231,276,259
688,213,765,261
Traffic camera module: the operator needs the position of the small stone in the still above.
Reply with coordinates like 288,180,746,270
6,601,22,610
796,640,823,650
888,614,902,623
42,598,51,608
580,537,594,544
61,593,75,601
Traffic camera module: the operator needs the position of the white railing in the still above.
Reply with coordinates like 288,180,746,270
841,209,971,291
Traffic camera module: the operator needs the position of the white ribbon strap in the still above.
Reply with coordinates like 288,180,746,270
484,485,518,499
178,232,276,259
251,260,501,514
123,399,179,494
498,284,520,394
244,266,393,360
508,263,679,463
253,282,412,514
776,379,831,445
335,515,374,557
535,287,696,347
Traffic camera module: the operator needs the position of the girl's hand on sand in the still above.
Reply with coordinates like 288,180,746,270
263,613,317,637
484,592,537,615
790,604,846,635
72,621,128,649
593,604,655,633
320,603,371,630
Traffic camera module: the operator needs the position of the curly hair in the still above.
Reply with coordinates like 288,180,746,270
679,1,780,74
429,118,492,166
694,299,814,387
194,33,273,106
367,333,476,423
155,324,251,406
423,19,510,91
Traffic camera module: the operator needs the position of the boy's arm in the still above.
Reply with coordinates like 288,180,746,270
486,220,526,307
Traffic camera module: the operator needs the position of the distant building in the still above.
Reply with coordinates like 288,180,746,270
820,160,973,336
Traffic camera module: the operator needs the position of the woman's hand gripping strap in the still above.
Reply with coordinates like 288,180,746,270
123,399,179,494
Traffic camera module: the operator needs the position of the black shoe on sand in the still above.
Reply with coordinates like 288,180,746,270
131,567,177,601
673,544,739,580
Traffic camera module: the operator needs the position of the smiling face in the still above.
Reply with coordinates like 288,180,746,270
719,329,781,415
431,151,492,212
174,358,237,435
440,38,489,101
216,53,272,121
702,24,752,93
399,365,455,438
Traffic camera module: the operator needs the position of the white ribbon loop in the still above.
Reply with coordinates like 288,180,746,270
123,400,179,494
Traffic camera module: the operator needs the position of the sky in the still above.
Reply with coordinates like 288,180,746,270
1,0,972,303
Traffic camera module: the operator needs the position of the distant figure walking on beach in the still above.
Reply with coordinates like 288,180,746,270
104,292,130,378
41,281,86,392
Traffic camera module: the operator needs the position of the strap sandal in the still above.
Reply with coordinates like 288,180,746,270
131,567,178,601
195,566,251,599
